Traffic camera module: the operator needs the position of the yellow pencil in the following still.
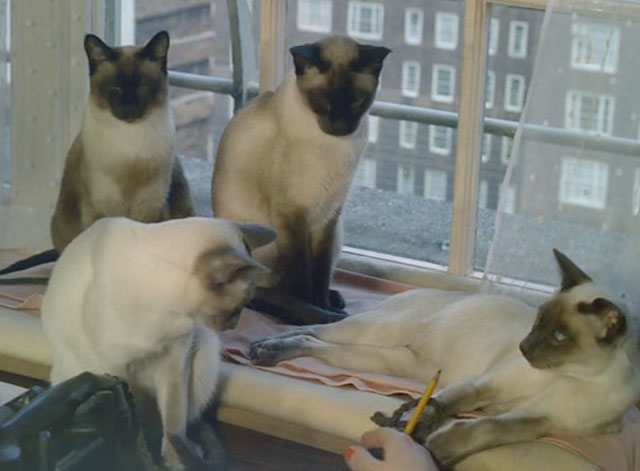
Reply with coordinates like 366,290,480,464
404,369,442,435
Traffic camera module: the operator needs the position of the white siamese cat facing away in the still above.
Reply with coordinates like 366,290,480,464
250,249,640,466
51,30,195,252
212,36,390,325
41,217,275,470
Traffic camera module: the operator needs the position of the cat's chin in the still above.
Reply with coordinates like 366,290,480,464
524,357,560,370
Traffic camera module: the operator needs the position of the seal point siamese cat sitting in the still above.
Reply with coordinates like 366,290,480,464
250,249,640,466
0,31,195,276
211,36,390,325
0,31,193,276
41,217,275,470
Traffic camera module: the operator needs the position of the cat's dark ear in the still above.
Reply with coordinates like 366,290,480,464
236,223,276,251
195,247,269,288
139,31,170,72
577,297,627,344
290,43,328,75
352,45,391,77
84,34,116,75
553,248,591,291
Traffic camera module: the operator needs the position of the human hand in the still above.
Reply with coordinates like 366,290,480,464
344,427,440,471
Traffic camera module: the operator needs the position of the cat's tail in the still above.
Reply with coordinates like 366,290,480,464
0,248,58,275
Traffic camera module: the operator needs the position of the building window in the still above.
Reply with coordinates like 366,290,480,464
401,61,421,98
397,164,416,195
424,168,447,201
399,120,418,149
500,185,516,214
565,90,615,135
297,0,333,33
347,1,384,41
431,64,455,103
485,70,495,109
559,157,608,209
354,157,377,188
500,136,513,165
633,168,640,216
488,18,499,55
481,133,492,163
368,115,379,143
404,8,423,45
504,74,525,113
435,12,459,50
571,22,620,74
507,20,528,58
429,125,452,155
478,179,489,209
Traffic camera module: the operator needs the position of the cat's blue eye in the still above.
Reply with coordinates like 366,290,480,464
553,329,567,342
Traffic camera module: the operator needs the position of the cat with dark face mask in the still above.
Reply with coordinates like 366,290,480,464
42,216,275,470
50,31,193,253
250,250,640,466
212,36,390,325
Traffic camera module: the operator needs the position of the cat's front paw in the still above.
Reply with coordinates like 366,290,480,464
249,338,289,366
425,420,469,467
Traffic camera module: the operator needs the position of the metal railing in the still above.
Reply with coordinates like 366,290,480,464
167,70,640,157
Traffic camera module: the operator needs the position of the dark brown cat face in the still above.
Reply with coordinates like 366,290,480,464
291,36,390,136
84,31,169,122
519,249,628,372
192,222,275,330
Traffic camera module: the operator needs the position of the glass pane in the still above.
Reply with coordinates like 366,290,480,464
478,2,640,307
135,0,260,217
474,4,544,272
286,0,462,266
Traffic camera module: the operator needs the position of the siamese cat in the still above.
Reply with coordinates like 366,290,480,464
50,30,193,253
250,249,640,466
41,217,275,470
211,36,390,325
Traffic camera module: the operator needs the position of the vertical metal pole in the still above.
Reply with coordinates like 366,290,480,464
227,0,256,111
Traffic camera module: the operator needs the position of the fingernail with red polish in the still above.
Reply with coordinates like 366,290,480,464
344,446,355,460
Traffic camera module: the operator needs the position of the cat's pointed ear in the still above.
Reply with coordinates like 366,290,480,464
195,247,270,288
290,43,327,75
140,31,170,71
577,297,627,343
84,34,116,75
236,223,276,251
353,45,391,76
553,248,592,291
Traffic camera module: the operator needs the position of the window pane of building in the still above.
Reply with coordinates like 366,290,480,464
397,164,416,195
570,22,620,74
485,70,495,109
435,12,459,50
297,0,333,33
431,64,455,102
429,125,452,155
565,90,615,135
424,168,447,200
504,74,525,112
508,20,529,58
405,8,423,45
399,120,418,149
368,115,379,143
347,1,384,40
401,61,421,97
354,156,377,188
559,157,609,209
488,18,499,55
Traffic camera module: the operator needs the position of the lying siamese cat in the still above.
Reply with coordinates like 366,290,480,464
42,217,275,470
250,249,640,466
211,36,390,325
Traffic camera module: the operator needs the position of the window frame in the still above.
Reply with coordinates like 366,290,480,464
435,11,459,50
570,22,620,74
564,89,615,136
504,73,525,113
14,0,583,287
398,120,418,149
429,125,453,155
431,64,456,103
507,20,529,58
297,0,333,33
401,60,421,98
558,156,609,210
347,0,384,41
404,7,424,45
